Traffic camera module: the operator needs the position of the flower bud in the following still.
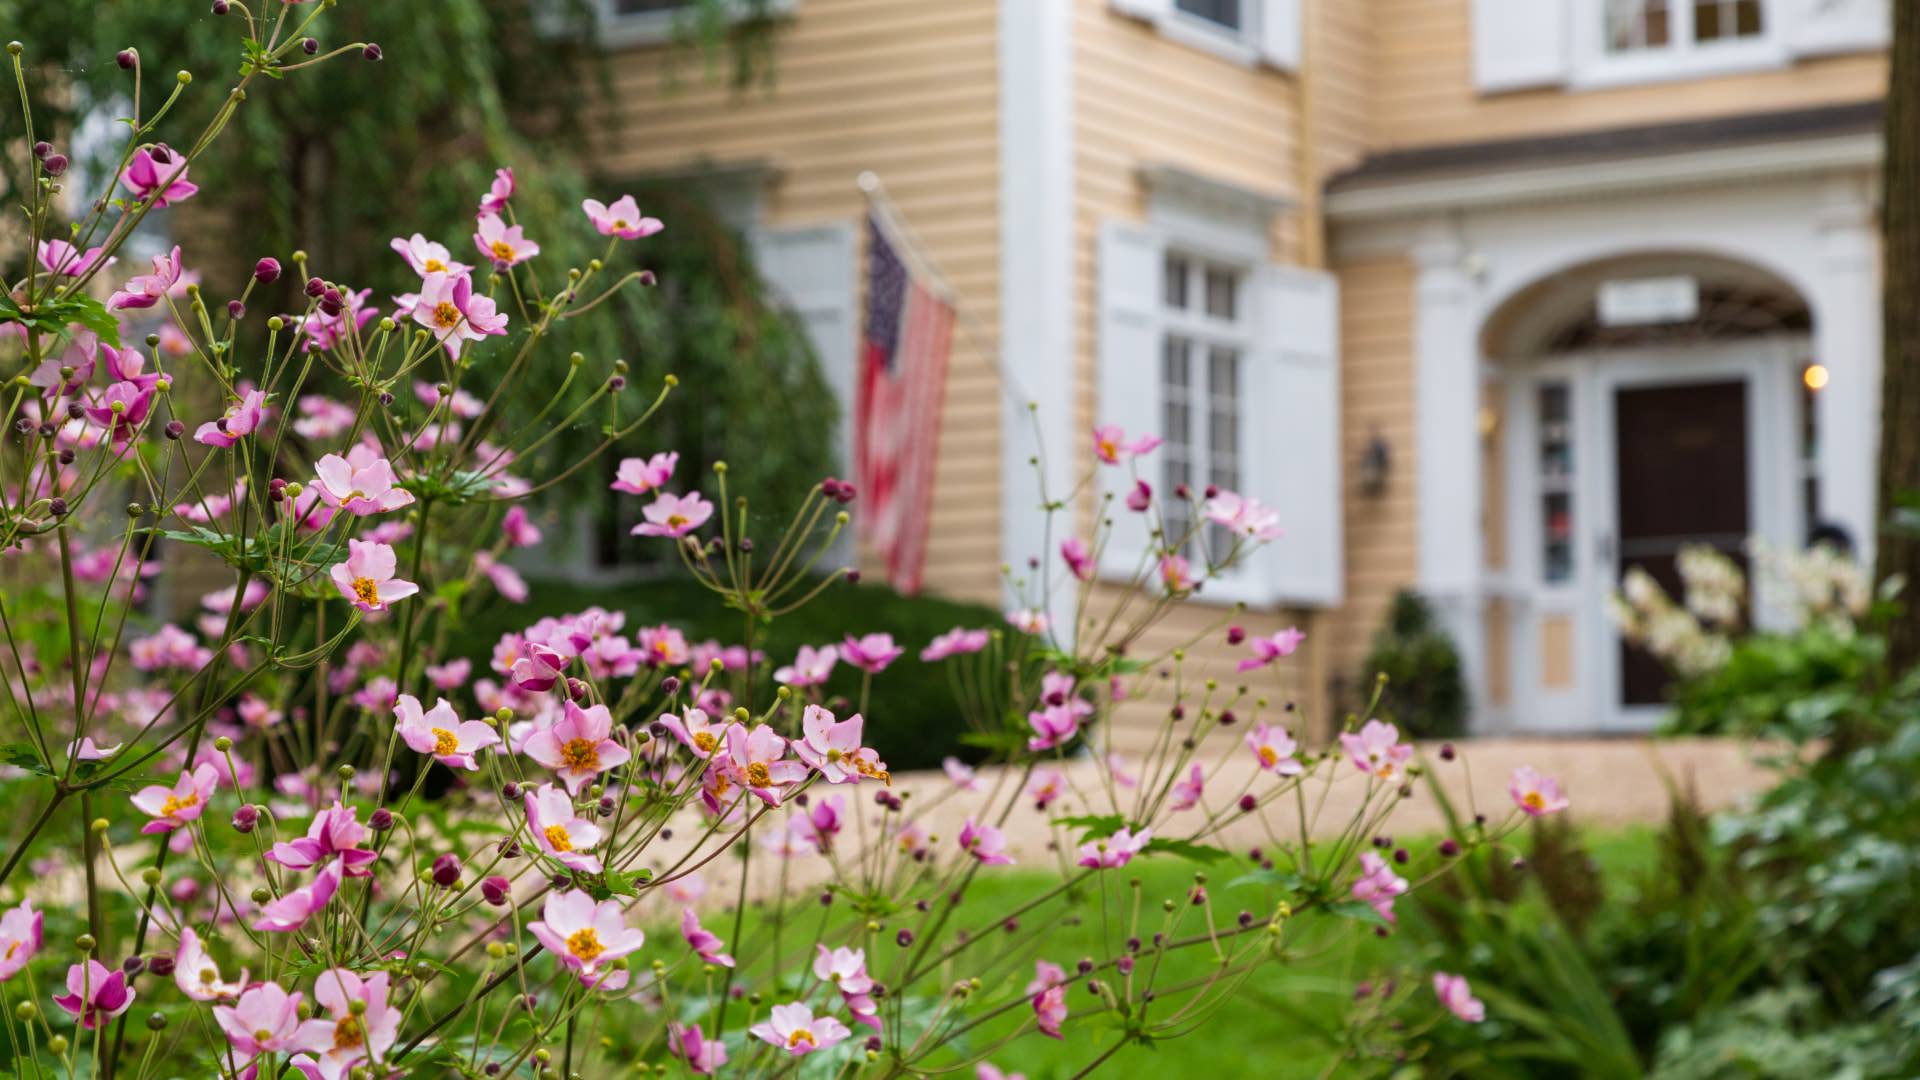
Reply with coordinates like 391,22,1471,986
231,805,259,833
43,154,69,177
31,141,50,158
165,420,185,440
481,875,511,907
894,929,913,947
369,808,394,831
253,257,281,284
500,782,520,801
227,300,246,320
1238,794,1257,813
301,37,319,55
147,952,175,978
363,43,383,61
305,276,326,298
1439,742,1456,761
211,0,230,13
431,853,462,887
1439,839,1460,857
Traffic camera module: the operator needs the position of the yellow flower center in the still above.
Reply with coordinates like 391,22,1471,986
254,1028,273,1044
745,762,772,788
351,577,380,606
431,728,460,756
4,942,17,961
566,927,604,963
667,514,689,529
1099,439,1118,459
433,301,461,329
543,824,574,853
854,758,890,784
787,1028,817,1050
561,738,601,772
198,967,217,985
1522,791,1546,812
612,219,630,230
160,792,199,817
825,748,844,763
331,1015,364,1050
692,731,718,754
490,240,516,262
423,258,447,273
1257,746,1279,769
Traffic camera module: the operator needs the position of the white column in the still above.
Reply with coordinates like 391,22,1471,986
1413,217,1489,724
1810,172,1881,563
998,0,1077,642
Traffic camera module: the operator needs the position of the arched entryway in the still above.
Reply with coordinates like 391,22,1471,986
1480,253,1817,732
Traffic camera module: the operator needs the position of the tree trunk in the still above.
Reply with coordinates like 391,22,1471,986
1876,1,1920,671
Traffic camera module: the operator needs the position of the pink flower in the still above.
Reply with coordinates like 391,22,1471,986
266,802,378,878
1026,702,1080,752
193,388,267,448
329,539,420,613
774,644,838,687
1107,753,1139,789
1341,719,1413,782
525,700,629,795
1126,479,1152,512
1509,766,1569,817
749,1002,850,1058
108,245,184,310
840,632,903,674
0,900,42,982
1077,826,1151,869
1092,423,1162,465
1433,971,1485,1023
410,270,508,358
1205,490,1283,541
635,624,688,667
528,890,646,985
299,968,400,1074
1159,554,1196,594
298,286,380,352
1238,626,1306,672
959,817,1013,865
119,144,198,207
395,694,499,771
36,239,112,278
426,657,472,690
477,166,515,214
792,704,889,784
631,490,714,538
680,908,735,968
390,232,471,278
214,982,309,1057
252,859,344,932
293,395,356,439
670,1022,729,1075
793,795,844,854
525,783,605,873
1171,764,1206,811
173,926,246,1001
1031,983,1069,1038
83,379,156,442
475,551,529,603
131,763,219,834
312,446,415,516
52,960,135,1029
502,506,542,548
1007,608,1050,635
1061,537,1094,581
943,756,982,792
1027,768,1065,811
474,212,540,267
723,723,807,807
921,626,990,661
1246,723,1305,776
582,195,664,240
660,706,728,759
979,1066,1028,1080
1351,852,1409,924
814,945,880,1030
129,624,213,671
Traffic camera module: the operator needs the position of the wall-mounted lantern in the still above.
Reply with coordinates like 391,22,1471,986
1358,432,1391,497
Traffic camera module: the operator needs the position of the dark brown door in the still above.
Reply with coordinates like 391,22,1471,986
1614,380,1750,706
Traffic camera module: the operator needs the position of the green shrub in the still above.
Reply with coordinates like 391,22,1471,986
1360,590,1466,738
442,574,1007,772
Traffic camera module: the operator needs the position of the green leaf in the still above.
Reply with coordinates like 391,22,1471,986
583,867,653,901
63,295,122,348
1052,813,1126,843
1140,837,1231,865
0,742,52,777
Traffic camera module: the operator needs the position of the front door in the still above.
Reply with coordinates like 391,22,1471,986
1611,380,1750,707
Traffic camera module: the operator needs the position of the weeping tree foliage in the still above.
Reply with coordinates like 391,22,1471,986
1,0,836,533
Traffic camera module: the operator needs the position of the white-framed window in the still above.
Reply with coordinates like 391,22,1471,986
1159,252,1248,564
1109,0,1300,70
587,0,794,49
1574,0,1783,86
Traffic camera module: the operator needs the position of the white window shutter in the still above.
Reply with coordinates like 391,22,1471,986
1110,0,1170,21
1259,0,1302,71
1251,265,1343,606
1471,0,1569,93
1782,0,1889,57
1096,220,1164,580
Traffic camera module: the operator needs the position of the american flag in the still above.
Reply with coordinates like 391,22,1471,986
856,208,954,594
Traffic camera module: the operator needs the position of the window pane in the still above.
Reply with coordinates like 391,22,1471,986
614,0,689,13
1174,0,1242,31
1162,337,1192,449
1204,266,1237,321
1605,0,1644,51
1646,0,1670,46
1164,254,1190,310
1735,0,1762,35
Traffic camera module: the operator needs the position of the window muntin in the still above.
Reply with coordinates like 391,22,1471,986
1160,254,1246,565
1602,0,1763,55
612,0,688,12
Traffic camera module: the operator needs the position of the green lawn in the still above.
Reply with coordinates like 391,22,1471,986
907,825,1661,1079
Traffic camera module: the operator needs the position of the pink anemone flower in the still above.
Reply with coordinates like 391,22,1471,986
525,783,604,874
329,539,420,613
525,700,629,795
52,960,134,1029
582,195,665,240
749,1002,850,1058
395,694,499,771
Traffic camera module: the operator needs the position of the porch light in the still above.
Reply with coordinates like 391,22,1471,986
1803,364,1829,391
1359,433,1391,496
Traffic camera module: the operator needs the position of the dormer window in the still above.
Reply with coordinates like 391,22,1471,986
1174,0,1243,33
1604,0,1763,54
